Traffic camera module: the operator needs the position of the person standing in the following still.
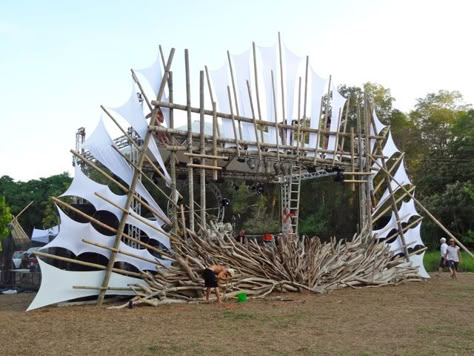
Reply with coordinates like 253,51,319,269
281,208,296,240
445,238,462,279
438,237,448,276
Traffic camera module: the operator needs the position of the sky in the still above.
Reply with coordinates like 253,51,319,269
1,0,473,182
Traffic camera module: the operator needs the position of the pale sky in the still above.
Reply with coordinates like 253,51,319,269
1,0,473,182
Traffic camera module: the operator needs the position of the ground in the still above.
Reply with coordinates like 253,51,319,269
1,273,473,355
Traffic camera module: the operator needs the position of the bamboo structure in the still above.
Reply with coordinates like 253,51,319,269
30,35,468,312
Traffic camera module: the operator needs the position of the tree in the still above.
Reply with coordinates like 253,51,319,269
0,196,12,239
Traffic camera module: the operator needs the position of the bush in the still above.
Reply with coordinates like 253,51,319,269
423,250,474,272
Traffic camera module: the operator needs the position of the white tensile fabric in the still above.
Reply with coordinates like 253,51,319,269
382,131,399,160
409,251,430,278
110,86,171,185
83,119,169,225
61,165,170,249
134,53,170,127
326,89,347,153
209,63,235,141
283,44,303,144
27,259,142,311
231,50,257,146
398,199,420,219
376,159,411,210
307,69,326,155
41,207,167,271
389,223,424,254
258,44,279,145
32,226,59,244
372,109,386,135
61,165,126,218
373,212,397,239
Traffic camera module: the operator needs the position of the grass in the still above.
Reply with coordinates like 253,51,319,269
424,250,474,272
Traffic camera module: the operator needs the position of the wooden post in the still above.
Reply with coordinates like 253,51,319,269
297,56,309,160
350,127,356,192
322,75,332,150
227,86,241,156
212,101,218,181
364,95,373,231
227,50,243,141
252,42,263,139
271,71,280,160
199,71,207,229
356,93,366,231
185,49,195,232
278,32,287,145
313,96,324,165
169,70,178,233
97,48,175,305
246,80,262,160
296,76,302,156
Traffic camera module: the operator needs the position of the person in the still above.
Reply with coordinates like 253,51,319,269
281,208,296,240
445,238,462,279
438,237,448,276
234,229,246,244
202,265,235,303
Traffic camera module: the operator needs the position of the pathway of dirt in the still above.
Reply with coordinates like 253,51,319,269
1,273,473,355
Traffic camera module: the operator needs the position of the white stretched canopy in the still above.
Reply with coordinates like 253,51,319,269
110,86,171,184
83,119,169,225
307,69,326,155
41,207,168,271
376,159,411,210
372,109,386,135
410,251,430,279
326,88,347,153
389,223,424,254
209,63,235,142
283,44,303,144
27,259,141,311
382,131,399,160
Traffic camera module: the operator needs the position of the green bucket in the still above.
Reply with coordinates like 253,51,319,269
237,293,247,302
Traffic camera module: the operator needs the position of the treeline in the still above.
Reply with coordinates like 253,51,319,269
0,85,473,250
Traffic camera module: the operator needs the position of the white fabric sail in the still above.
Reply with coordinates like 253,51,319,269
32,226,59,244
41,207,167,271
231,49,257,146
409,251,430,279
389,223,424,254
209,63,235,142
258,44,279,145
376,159,411,210
27,259,141,311
382,131,399,160
398,198,420,219
283,44,303,144
134,53,170,127
372,109,386,135
61,165,126,218
307,69,326,155
326,89,347,153
83,119,169,225
110,86,171,184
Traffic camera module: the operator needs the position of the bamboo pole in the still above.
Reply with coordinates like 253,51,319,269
322,75,332,150
296,76,302,156
372,186,416,223
278,32,287,145
371,156,474,258
338,95,350,161
187,163,223,170
271,71,280,160
97,48,175,305
199,70,207,228
313,96,325,165
350,127,356,192
356,93,366,231
212,101,218,181
374,153,405,195
299,55,309,160
185,49,195,232
227,50,243,141
226,86,241,156
331,107,343,165
131,69,153,112
246,80,262,160
34,251,142,278
169,71,178,233
73,286,132,291
252,42,262,135
184,152,228,160
364,95,373,231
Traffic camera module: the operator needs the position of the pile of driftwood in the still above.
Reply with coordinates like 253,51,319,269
114,228,422,308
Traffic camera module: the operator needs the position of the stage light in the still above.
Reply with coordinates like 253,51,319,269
221,198,231,207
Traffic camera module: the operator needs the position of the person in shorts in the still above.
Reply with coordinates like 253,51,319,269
445,239,461,279
202,265,235,303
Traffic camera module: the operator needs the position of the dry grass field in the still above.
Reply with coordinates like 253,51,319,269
1,273,473,355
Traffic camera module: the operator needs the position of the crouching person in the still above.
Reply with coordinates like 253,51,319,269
202,265,235,303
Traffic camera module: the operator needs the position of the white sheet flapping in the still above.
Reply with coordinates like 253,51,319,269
83,119,169,225
382,131,399,160
110,87,171,184
27,259,141,311
372,109,386,135
283,44,303,144
32,226,59,244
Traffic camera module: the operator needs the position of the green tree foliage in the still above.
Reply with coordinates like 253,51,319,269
0,173,72,235
0,196,12,238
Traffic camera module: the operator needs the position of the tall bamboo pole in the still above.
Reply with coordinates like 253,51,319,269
246,80,262,160
185,49,195,232
169,71,178,233
97,48,175,305
271,71,280,160
199,71,207,228
278,32,287,145
227,51,243,141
